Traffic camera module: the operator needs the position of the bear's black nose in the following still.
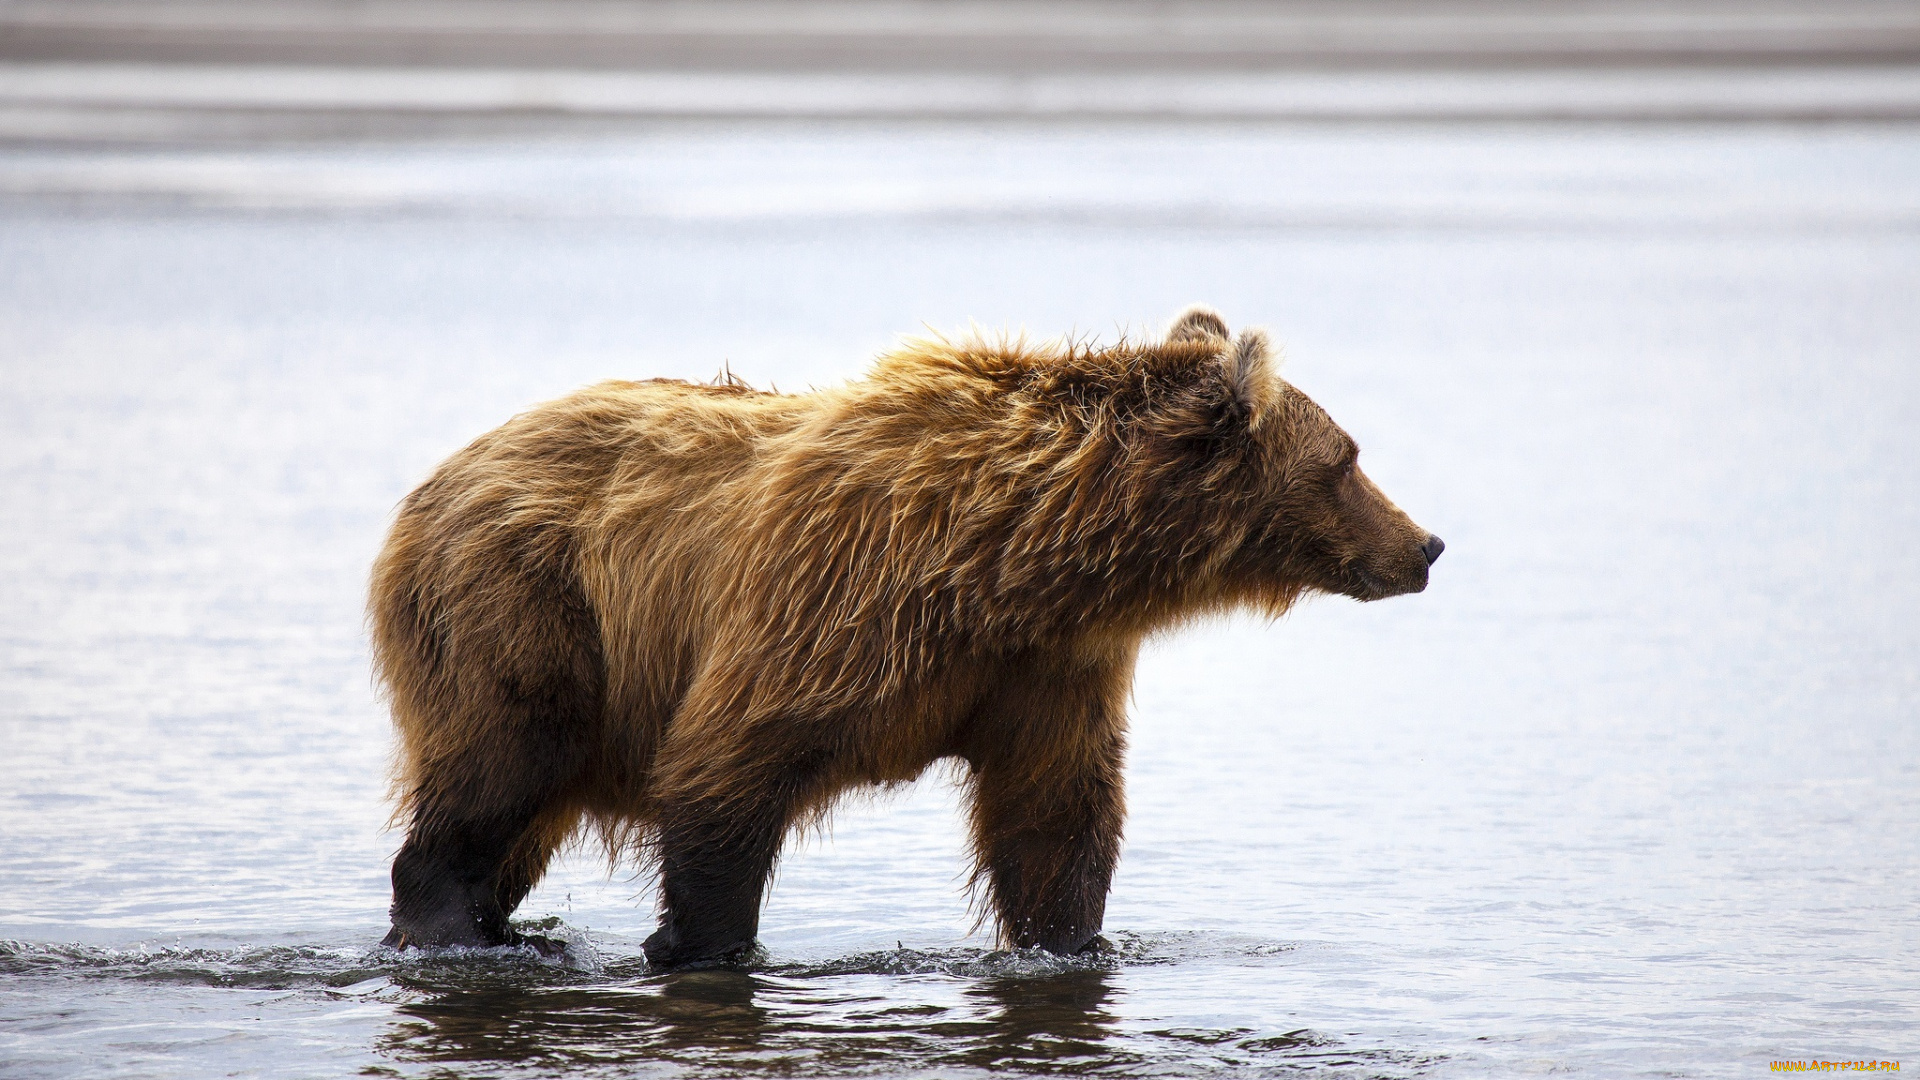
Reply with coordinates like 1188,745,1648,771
1421,534,1445,566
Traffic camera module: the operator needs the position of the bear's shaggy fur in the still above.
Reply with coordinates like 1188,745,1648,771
370,307,1439,966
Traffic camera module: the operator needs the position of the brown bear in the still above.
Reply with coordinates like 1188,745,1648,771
370,306,1441,967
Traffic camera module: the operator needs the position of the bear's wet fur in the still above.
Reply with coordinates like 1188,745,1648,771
370,307,1439,966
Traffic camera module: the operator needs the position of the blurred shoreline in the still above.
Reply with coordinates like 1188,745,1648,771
10,0,1920,71
3,0,1920,142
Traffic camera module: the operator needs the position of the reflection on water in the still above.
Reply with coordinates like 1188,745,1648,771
3,933,1414,1076
385,968,1128,1075
376,943,1132,1075
965,970,1122,1069
370,944,1382,1077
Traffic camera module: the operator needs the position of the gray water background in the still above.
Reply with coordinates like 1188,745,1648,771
2,121,1918,1077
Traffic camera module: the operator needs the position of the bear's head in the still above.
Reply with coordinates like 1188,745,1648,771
1167,305,1443,606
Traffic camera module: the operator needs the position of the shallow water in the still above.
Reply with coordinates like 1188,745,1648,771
2,122,1918,1078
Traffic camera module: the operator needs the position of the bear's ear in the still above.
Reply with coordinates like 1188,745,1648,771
1167,304,1230,344
1225,327,1278,426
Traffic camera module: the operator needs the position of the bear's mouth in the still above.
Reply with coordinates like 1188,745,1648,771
1351,566,1393,600
1349,562,1425,601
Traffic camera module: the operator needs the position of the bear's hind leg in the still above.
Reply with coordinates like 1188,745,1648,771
385,798,546,950
641,803,784,968
486,804,584,955
642,745,830,969
492,805,581,918
387,730,602,950
379,555,605,952
386,762,593,951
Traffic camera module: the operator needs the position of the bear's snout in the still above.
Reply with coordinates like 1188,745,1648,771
1422,534,1445,566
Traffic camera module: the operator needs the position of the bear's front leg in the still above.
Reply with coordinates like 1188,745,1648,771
970,753,1125,954
966,660,1129,955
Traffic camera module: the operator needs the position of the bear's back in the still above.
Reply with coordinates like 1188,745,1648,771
379,376,812,621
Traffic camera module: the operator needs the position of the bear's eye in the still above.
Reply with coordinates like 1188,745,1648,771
1332,457,1356,483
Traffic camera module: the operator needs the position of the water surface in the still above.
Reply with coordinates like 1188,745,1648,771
2,122,1917,1077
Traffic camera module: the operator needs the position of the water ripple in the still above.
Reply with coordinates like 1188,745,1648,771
1,929,1418,1078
